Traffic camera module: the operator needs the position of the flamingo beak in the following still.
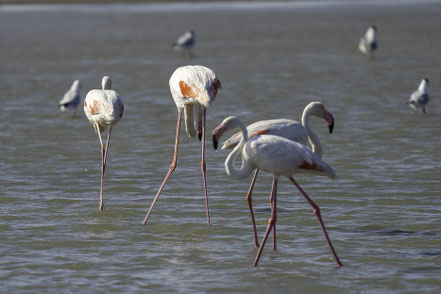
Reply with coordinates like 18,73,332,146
212,122,229,150
198,121,203,141
323,109,334,134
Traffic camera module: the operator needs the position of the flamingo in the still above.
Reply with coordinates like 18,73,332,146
84,76,124,210
359,25,377,55
212,115,342,267
220,102,334,248
141,65,221,225
407,78,430,114
59,80,82,112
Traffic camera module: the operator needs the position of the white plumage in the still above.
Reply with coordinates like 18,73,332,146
212,115,342,267
83,76,124,210
59,80,82,112
407,78,430,114
142,65,221,226
173,30,195,50
359,25,377,55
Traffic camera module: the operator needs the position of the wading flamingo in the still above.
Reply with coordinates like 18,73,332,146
173,30,196,57
142,65,221,225
212,115,342,267
220,102,334,248
59,80,82,112
407,78,430,114
84,76,124,210
359,25,377,55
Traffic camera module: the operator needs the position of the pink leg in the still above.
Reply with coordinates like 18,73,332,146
253,178,278,267
289,177,343,267
96,126,105,211
200,109,210,226
141,111,182,225
246,169,260,248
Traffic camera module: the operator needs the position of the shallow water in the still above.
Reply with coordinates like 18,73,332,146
1,1,441,292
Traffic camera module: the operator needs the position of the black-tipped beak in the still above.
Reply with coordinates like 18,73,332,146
212,134,219,150
198,133,202,141
328,122,334,134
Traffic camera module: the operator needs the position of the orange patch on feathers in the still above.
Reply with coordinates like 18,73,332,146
179,81,198,98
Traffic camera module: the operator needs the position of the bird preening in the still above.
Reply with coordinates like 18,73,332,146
212,102,343,267
84,76,124,210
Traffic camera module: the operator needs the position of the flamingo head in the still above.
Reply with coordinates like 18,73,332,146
212,116,241,150
102,76,112,90
308,101,335,134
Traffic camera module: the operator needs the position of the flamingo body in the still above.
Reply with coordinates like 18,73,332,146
142,65,221,225
59,80,82,112
407,78,430,114
83,76,124,210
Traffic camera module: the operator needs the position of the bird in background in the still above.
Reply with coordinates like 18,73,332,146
141,65,221,226
59,80,82,112
212,114,342,267
84,76,124,210
173,30,196,57
220,102,334,248
359,25,377,55
407,78,430,114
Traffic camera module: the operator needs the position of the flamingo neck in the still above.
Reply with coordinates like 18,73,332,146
225,120,254,179
183,104,196,137
302,107,323,159
418,81,428,93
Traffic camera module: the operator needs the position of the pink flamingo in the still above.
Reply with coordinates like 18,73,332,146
142,65,221,225
219,102,334,248
212,112,342,267
84,76,124,210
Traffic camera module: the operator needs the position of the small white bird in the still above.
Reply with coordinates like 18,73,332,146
59,80,82,112
141,65,221,226
173,30,196,56
359,25,377,55
219,102,334,248
84,76,124,210
212,116,342,267
407,78,430,114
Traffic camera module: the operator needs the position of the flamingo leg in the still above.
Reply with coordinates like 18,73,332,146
200,108,210,226
96,125,105,211
289,177,343,267
253,178,278,267
246,169,260,248
141,111,182,225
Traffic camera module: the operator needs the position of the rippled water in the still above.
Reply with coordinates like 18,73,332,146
1,1,441,292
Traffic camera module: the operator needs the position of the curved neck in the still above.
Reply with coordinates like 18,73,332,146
225,120,254,179
302,108,323,159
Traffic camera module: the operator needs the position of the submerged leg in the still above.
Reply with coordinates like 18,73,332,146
253,178,278,267
201,109,210,226
289,177,343,266
246,169,260,248
142,111,182,225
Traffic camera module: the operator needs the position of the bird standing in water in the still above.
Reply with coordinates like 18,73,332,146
84,76,124,210
142,65,221,225
220,102,334,248
359,25,377,55
59,80,82,112
407,78,430,114
212,115,342,267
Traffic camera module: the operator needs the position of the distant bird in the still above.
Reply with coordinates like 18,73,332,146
59,80,82,112
84,76,124,210
220,102,334,248
141,65,221,225
359,25,377,55
173,30,196,56
407,78,430,114
212,116,342,267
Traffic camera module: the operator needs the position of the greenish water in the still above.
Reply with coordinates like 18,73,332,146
1,1,441,292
